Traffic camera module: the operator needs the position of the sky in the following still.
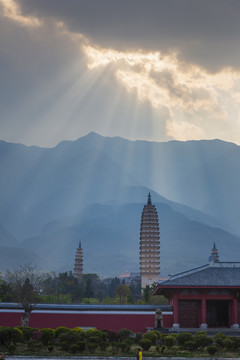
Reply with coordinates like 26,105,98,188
1,0,240,147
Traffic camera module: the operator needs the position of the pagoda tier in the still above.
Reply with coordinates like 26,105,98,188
140,193,160,289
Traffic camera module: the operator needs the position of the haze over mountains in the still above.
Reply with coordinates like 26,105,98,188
0,132,240,278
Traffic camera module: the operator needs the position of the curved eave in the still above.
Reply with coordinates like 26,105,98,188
153,285,240,295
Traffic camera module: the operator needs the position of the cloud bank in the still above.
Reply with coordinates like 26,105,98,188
0,0,240,146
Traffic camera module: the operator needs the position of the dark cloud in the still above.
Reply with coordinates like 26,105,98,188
17,0,240,71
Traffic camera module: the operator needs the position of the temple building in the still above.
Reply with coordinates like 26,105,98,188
153,244,240,329
74,241,83,279
140,193,160,289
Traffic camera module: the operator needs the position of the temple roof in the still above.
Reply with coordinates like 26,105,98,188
156,262,240,288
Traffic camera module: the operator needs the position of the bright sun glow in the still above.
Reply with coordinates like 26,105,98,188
1,0,240,145
0,0,41,26
83,44,240,141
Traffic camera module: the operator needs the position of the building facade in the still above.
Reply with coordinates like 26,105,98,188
154,251,240,329
140,193,160,289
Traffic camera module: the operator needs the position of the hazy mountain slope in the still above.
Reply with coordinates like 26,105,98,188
1,133,240,277
19,201,240,278
0,245,41,272
1,133,240,238
172,146,240,234
0,224,18,247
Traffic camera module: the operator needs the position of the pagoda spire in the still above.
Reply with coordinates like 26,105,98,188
209,242,219,263
147,192,152,205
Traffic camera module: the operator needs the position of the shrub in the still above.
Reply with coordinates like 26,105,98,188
118,328,132,341
194,333,212,350
78,340,86,352
184,340,198,351
229,336,240,350
214,332,226,348
27,339,37,350
48,345,54,352
164,335,176,348
12,328,23,344
60,341,70,351
0,327,17,345
207,345,217,355
106,330,118,342
119,339,132,352
139,338,152,351
87,335,100,344
135,332,143,343
59,330,83,346
111,342,119,354
32,330,42,342
223,338,235,351
99,341,108,351
18,327,38,342
69,344,79,354
7,343,16,354
86,342,96,353
85,329,99,338
143,331,158,345
40,328,55,346
156,344,166,353
177,332,193,346
55,326,70,338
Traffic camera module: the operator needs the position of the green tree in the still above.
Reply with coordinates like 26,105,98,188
115,284,131,304
0,274,12,301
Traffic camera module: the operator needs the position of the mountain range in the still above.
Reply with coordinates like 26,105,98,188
0,132,240,277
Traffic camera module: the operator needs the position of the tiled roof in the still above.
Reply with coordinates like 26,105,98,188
158,262,240,287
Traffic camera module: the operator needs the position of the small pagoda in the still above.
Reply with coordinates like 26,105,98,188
74,241,83,279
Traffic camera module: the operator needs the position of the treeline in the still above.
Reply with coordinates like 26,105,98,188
0,266,166,305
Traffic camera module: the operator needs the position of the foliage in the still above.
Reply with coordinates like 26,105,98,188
140,338,152,351
58,330,83,347
118,328,132,341
7,343,16,354
78,340,86,352
177,332,193,346
194,332,212,350
143,330,158,344
223,338,235,351
229,336,240,350
0,275,12,301
207,345,217,355
48,345,54,352
86,342,96,353
99,341,108,351
17,326,38,342
135,332,143,343
55,326,70,338
104,329,118,342
40,328,55,346
184,340,198,351
115,284,131,304
0,327,15,345
12,327,23,344
69,344,79,354
119,338,132,352
214,332,227,348
164,335,176,347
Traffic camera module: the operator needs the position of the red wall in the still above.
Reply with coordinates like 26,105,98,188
0,310,173,332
